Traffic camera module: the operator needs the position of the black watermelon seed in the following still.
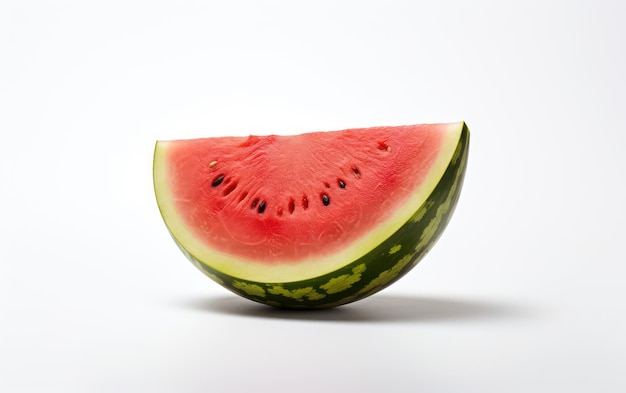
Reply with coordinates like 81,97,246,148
257,201,266,214
321,193,330,206
338,179,346,188
251,198,259,208
211,174,225,187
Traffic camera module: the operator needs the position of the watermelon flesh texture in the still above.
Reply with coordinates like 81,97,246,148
164,127,442,261
154,122,469,307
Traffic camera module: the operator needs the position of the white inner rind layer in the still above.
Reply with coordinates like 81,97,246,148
154,122,464,283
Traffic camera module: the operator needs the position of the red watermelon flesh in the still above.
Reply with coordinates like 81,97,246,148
157,124,449,264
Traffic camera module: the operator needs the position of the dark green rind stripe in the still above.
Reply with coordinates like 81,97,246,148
173,124,470,309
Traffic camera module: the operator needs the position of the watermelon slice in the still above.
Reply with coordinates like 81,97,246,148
153,122,469,308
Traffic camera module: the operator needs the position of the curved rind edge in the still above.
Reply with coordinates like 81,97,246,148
169,123,470,309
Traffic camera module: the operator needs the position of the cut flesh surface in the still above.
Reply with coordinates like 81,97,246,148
153,122,464,282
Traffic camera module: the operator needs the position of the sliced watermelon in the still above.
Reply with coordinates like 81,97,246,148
153,122,469,308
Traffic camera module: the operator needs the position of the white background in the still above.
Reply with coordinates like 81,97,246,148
1,1,625,392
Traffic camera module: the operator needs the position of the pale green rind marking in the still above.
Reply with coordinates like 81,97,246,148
305,290,326,300
409,200,435,223
320,264,366,294
358,252,417,296
414,140,465,254
417,185,457,250
388,244,402,255
233,281,266,298
267,285,326,301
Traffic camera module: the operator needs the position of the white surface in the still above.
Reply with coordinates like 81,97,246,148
1,1,625,392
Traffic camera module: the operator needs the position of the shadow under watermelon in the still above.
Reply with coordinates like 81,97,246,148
177,293,532,324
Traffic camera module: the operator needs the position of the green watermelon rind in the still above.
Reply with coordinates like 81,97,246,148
170,123,469,309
